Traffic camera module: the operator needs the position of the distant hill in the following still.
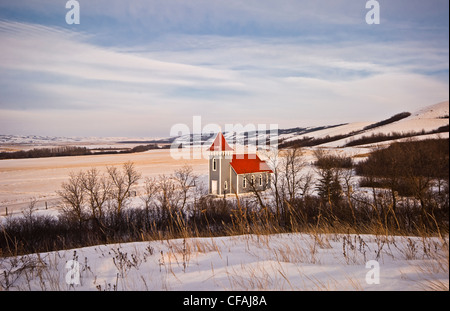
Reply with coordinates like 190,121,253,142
2,101,448,150
280,101,449,148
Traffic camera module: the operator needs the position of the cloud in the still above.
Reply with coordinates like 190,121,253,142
2,0,448,44
0,21,236,85
0,0,448,137
0,21,243,109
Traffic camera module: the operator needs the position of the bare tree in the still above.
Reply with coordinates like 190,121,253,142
260,147,283,220
81,168,111,221
282,147,307,202
279,146,314,205
174,164,198,211
341,167,357,224
299,171,314,197
155,174,182,233
22,197,38,226
107,161,141,217
141,176,158,228
155,174,180,213
261,146,312,222
141,176,158,210
244,174,267,211
57,171,85,226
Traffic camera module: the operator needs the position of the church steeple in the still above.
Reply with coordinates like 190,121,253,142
208,132,233,152
208,132,233,196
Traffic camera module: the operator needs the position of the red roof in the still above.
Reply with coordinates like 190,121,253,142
230,154,273,175
208,132,234,152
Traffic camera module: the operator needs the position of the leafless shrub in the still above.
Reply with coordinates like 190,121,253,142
0,255,46,290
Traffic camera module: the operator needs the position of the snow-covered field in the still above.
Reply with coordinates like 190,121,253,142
0,149,207,215
1,101,447,216
0,135,161,151
0,101,448,292
282,101,449,148
1,233,448,291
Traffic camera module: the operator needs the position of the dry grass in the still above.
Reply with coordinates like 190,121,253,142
1,231,448,291
1,145,448,290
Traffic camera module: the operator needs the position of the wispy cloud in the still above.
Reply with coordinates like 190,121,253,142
0,0,448,137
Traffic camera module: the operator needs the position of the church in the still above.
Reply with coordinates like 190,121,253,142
208,132,273,196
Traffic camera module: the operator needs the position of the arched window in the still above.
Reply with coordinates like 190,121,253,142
224,181,228,190
243,176,247,188
213,158,217,171
259,174,263,186
251,175,255,186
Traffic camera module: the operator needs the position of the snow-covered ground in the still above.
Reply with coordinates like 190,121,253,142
281,122,372,143
0,101,449,292
0,149,208,215
0,135,159,147
282,101,449,148
1,233,448,291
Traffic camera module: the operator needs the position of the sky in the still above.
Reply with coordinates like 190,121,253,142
0,0,448,138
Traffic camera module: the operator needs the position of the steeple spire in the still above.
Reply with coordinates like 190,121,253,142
208,132,234,152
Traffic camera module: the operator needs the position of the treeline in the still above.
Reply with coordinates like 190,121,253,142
0,146,92,159
0,163,200,256
1,139,448,256
278,111,413,148
278,133,354,148
278,109,449,148
356,138,449,197
0,144,161,160
279,125,449,149
345,126,449,147
362,112,411,131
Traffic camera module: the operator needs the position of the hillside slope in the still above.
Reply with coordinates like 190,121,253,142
319,101,449,147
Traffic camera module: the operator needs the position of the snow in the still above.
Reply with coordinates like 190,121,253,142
282,122,372,143
0,101,448,291
0,135,165,153
1,233,448,291
333,132,450,149
320,101,449,147
0,149,207,215
0,135,160,146
408,101,449,120
276,101,449,148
